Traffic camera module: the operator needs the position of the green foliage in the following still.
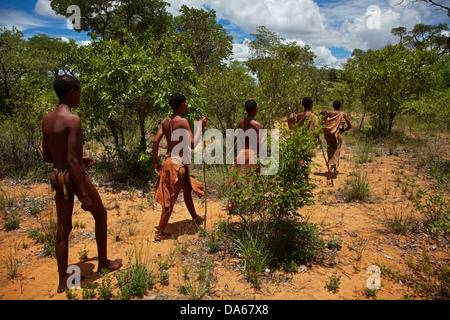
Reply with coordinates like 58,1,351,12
392,23,449,55
178,255,215,299
76,30,203,152
342,44,440,135
413,166,449,235
326,272,341,293
225,125,317,228
224,125,322,283
268,219,324,271
174,5,233,75
245,26,323,127
201,61,257,134
233,229,271,288
0,28,72,180
50,0,172,40
114,247,156,300
27,213,58,257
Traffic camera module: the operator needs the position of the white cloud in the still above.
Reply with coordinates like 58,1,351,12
76,40,91,46
34,0,65,19
0,8,48,31
232,39,251,61
311,46,342,68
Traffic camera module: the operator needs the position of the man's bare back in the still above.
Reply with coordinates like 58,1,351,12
152,93,205,241
160,115,195,156
238,116,263,151
43,75,121,293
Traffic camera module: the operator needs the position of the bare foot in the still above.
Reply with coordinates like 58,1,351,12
57,282,68,294
153,231,170,242
98,258,122,273
193,215,204,225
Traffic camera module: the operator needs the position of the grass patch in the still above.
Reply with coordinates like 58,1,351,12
342,172,371,202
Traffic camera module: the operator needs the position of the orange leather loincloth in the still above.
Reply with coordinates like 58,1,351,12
154,154,204,208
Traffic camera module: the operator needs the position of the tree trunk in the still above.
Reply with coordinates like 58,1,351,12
359,104,366,131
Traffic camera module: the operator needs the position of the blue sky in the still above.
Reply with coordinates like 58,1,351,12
0,0,448,68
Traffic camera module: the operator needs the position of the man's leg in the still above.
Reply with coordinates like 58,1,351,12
54,192,74,293
179,167,203,223
325,134,338,175
155,170,183,240
76,175,122,272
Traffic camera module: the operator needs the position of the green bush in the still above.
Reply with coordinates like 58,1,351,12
115,261,155,299
268,219,325,271
224,125,323,284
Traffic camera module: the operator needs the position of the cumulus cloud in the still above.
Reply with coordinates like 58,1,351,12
232,39,251,62
34,0,65,19
334,3,425,51
310,45,344,68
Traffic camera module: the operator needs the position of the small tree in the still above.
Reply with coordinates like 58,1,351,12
342,44,439,135
224,124,322,269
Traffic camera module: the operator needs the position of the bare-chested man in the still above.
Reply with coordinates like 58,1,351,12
227,99,264,212
288,97,319,131
322,100,352,177
234,99,263,173
153,93,206,241
42,75,122,293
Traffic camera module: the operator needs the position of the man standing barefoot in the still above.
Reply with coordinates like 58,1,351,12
153,93,206,241
42,75,122,293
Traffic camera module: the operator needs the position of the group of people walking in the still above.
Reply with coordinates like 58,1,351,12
288,97,352,178
42,74,351,292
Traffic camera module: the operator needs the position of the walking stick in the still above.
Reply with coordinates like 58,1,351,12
320,140,334,187
202,125,208,230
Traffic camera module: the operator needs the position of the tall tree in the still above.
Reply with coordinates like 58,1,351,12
75,30,202,153
201,61,257,134
0,27,29,113
392,24,449,55
173,5,233,75
50,0,171,40
245,26,319,127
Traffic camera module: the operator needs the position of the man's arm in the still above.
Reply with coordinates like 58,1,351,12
152,122,164,174
252,121,265,153
42,130,53,164
66,116,91,211
343,113,352,132
190,116,206,149
287,114,295,130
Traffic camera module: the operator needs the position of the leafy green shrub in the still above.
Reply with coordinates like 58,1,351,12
115,261,155,299
414,162,449,234
223,126,323,284
115,245,156,300
268,219,325,271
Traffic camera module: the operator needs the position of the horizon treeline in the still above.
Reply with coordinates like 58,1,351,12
0,0,448,185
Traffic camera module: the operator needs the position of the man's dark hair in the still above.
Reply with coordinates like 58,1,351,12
333,100,342,110
245,99,258,113
169,93,186,110
54,75,80,99
302,97,313,109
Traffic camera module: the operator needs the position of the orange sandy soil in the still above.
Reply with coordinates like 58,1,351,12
0,142,448,301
